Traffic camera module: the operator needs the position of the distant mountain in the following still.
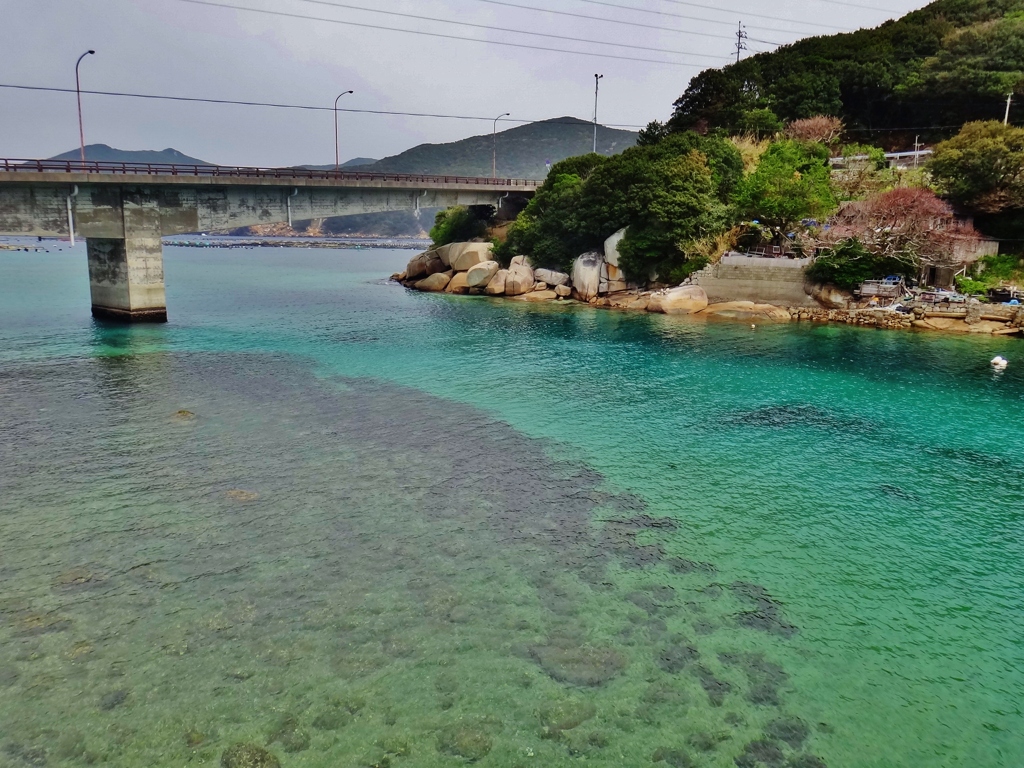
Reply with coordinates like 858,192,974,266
48,144,213,166
359,117,637,179
300,157,378,171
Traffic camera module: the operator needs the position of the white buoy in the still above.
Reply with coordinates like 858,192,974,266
991,356,1008,370
751,324,756,329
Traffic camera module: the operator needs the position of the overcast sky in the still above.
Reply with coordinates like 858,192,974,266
1,0,927,166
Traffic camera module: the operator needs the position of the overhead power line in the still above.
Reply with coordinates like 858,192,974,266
465,0,781,44
655,0,889,24
168,0,720,67
0,83,653,129
575,0,851,34
285,0,728,59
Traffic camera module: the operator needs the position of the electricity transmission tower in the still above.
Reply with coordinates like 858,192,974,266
735,22,748,63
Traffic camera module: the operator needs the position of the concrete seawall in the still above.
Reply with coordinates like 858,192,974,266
691,255,818,308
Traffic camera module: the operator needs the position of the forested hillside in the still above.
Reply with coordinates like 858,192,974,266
669,0,1024,145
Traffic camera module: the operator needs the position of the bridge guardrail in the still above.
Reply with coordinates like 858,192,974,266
0,158,543,188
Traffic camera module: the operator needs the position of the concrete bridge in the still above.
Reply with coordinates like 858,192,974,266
0,159,539,321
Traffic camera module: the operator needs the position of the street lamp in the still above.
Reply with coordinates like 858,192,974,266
593,74,604,154
76,50,96,168
492,112,510,179
334,90,354,172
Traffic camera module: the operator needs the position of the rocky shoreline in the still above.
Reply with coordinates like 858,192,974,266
393,242,1024,337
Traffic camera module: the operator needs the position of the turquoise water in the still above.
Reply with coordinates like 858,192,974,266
1,242,1023,768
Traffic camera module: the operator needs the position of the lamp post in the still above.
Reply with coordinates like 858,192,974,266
334,90,354,172
593,74,604,154
492,112,510,179
75,50,95,168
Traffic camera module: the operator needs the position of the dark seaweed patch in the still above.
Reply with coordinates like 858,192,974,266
730,582,797,638
735,739,786,768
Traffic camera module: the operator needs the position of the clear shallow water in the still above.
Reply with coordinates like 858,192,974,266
1,243,1023,768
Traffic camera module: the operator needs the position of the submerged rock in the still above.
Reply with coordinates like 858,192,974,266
226,489,259,502
268,714,311,753
688,731,729,752
729,582,797,638
788,755,827,768
719,651,789,707
655,636,700,674
652,746,695,767
436,726,492,761
99,689,130,711
693,665,732,706
766,717,810,748
530,638,627,686
735,739,786,768
221,743,281,768
538,699,597,737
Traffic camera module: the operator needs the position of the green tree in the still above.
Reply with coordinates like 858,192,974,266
429,206,488,247
739,108,784,140
929,120,1024,212
637,120,670,146
734,140,837,231
496,173,590,271
916,13,1024,99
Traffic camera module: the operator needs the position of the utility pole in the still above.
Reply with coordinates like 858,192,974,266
914,135,921,169
735,22,748,63
492,112,510,179
75,50,95,168
593,74,604,154
334,90,354,172
1005,93,1013,126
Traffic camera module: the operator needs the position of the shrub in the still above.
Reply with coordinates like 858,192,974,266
806,238,915,290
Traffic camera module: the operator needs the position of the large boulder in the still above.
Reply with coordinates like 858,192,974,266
506,260,536,296
434,243,456,267
534,268,570,287
604,228,626,267
698,301,792,321
466,260,500,288
513,290,559,302
601,262,628,294
405,251,432,280
648,286,708,315
414,272,452,292
572,252,604,301
485,269,508,295
450,242,494,272
809,283,852,310
554,284,572,298
445,272,470,294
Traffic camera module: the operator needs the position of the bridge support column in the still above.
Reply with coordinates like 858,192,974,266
87,192,167,323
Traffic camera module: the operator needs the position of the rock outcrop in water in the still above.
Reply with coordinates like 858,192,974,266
393,241,1024,337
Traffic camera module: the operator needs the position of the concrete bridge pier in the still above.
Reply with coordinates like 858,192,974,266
87,192,167,323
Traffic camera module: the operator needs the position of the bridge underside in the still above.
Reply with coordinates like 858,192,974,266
0,181,520,322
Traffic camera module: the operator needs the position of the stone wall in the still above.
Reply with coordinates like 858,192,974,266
691,254,819,308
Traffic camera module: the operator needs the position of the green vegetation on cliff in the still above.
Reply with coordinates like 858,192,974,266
497,134,740,280
668,0,1024,143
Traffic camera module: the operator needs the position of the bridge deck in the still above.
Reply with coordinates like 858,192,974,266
0,159,542,192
